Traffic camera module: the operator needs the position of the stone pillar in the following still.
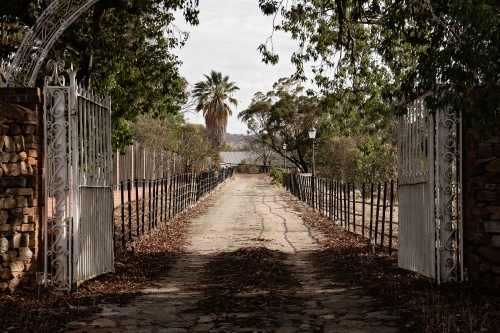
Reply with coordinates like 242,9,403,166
0,88,44,293
463,117,500,291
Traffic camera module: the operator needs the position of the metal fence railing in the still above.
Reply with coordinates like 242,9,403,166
284,173,398,254
113,168,234,250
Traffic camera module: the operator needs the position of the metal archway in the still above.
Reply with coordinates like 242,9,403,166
5,0,99,87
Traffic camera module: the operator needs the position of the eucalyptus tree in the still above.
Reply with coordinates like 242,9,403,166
238,77,324,172
192,70,240,149
259,0,500,135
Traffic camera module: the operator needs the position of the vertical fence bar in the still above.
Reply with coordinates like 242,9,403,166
389,180,394,255
148,179,152,231
352,183,356,233
381,182,388,251
153,180,158,227
362,183,365,237
120,181,125,249
369,183,374,240
375,183,381,247
347,183,351,231
160,178,165,224
135,179,140,237
127,180,132,241
142,179,146,235
339,182,342,226
344,183,347,229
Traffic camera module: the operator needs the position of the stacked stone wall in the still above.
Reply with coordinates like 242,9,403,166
0,88,43,293
464,119,500,290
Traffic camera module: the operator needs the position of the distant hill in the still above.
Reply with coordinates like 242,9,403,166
225,133,256,150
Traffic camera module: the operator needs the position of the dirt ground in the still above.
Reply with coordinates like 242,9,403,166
63,173,400,332
1,174,499,333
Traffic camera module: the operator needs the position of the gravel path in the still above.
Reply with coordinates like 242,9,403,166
66,174,400,333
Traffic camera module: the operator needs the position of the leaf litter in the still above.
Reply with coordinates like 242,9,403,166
1,181,500,333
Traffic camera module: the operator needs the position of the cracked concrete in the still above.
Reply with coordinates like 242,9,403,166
65,174,400,333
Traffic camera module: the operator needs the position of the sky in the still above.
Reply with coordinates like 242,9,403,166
173,0,314,135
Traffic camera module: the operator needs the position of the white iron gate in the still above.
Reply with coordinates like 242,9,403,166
44,61,114,290
398,97,463,283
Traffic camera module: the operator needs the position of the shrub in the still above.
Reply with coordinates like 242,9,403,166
268,167,285,184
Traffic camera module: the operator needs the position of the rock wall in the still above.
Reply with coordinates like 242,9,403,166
464,121,500,290
0,88,44,293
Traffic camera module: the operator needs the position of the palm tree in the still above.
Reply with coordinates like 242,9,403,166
192,70,239,148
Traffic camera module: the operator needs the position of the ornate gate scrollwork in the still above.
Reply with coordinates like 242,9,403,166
5,0,100,87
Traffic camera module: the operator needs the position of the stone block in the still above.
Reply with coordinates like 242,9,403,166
486,159,500,173
0,152,10,162
0,224,11,232
2,136,15,152
28,238,38,247
477,190,496,201
24,135,40,144
17,151,27,161
479,246,500,263
6,188,33,196
0,237,8,253
27,149,37,158
0,124,8,136
8,212,23,224
483,280,499,292
21,124,35,135
8,276,20,291
20,234,29,247
0,177,26,187
20,224,34,232
495,144,500,157
12,135,24,152
8,152,18,163
8,234,21,249
480,263,492,272
1,267,11,279
487,206,500,214
0,197,17,209
469,232,486,245
484,221,500,233
8,124,21,136
6,250,16,259
18,247,32,260
492,265,500,275
1,163,20,176
485,221,500,233
477,146,494,159
0,210,8,223
485,184,498,190
493,235,500,248
16,196,27,208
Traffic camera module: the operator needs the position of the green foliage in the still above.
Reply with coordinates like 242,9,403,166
259,0,500,135
1,0,200,149
318,135,396,183
236,158,259,174
238,77,324,173
268,167,285,185
132,115,220,173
